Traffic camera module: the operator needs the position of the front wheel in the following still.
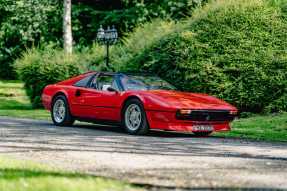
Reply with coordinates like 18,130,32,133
51,95,75,126
122,99,149,135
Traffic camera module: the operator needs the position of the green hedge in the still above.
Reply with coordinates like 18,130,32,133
15,47,79,108
96,0,287,113
15,45,108,108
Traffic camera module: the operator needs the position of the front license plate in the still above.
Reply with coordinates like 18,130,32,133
192,125,214,131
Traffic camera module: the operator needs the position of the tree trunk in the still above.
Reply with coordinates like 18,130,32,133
63,0,73,54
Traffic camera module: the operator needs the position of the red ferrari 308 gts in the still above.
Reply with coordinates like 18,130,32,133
42,71,238,136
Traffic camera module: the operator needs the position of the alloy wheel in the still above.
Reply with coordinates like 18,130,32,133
53,99,66,123
125,103,142,131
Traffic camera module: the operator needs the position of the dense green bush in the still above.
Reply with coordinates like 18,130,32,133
95,0,287,113
265,91,287,113
15,47,75,108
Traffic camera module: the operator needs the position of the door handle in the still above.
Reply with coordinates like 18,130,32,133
75,90,81,97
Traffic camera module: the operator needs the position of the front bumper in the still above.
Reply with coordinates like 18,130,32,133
146,110,232,132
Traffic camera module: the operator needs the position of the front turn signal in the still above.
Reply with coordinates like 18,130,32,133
179,109,192,115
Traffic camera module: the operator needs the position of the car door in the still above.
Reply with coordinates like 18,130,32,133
69,73,96,118
71,73,122,121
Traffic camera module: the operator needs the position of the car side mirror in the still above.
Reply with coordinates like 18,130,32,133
107,87,118,93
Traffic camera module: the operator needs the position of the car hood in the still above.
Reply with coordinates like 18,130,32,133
143,90,237,111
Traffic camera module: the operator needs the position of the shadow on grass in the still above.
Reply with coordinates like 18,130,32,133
0,99,31,110
0,168,92,180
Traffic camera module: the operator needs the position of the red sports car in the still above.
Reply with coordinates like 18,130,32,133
42,71,238,136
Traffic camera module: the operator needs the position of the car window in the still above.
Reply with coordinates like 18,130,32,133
120,75,176,91
91,75,119,91
74,74,93,87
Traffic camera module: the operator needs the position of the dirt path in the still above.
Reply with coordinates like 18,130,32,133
0,116,286,190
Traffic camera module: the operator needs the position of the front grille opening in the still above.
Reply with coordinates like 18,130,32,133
176,110,235,122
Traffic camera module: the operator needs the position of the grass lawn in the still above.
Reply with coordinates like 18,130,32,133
0,80,286,142
0,156,140,191
0,80,50,120
215,113,287,142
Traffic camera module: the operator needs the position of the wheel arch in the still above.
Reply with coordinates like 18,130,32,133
51,91,68,108
120,95,150,135
121,95,145,119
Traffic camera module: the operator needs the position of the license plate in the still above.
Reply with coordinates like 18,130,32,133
192,125,214,131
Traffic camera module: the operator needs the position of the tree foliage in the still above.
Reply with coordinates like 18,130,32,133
72,0,206,44
0,0,62,79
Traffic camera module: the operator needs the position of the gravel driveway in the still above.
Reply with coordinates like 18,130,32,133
0,116,286,190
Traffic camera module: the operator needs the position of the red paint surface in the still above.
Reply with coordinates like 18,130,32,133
42,73,237,133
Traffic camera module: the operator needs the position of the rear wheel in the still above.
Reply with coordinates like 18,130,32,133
193,132,212,137
122,99,149,135
51,95,75,126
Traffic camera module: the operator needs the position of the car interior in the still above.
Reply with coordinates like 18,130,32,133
90,74,119,91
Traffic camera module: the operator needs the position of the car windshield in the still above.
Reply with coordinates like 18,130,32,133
120,75,176,91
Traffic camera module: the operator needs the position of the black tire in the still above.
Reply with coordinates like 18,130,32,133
122,98,149,135
51,95,75,126
193,132,212,137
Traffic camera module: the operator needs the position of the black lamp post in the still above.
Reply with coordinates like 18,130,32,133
97,25,118,69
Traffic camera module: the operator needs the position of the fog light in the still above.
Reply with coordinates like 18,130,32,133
179,109,192,115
